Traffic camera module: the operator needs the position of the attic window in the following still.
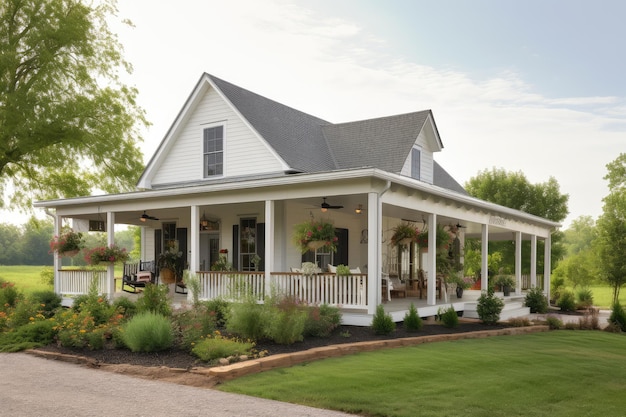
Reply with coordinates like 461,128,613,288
203,126,224,177
411,148,421,180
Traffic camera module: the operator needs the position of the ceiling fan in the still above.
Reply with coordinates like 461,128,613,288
140,211,159,222
320,197,343,212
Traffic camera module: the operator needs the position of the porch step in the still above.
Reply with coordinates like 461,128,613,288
463,299,530,321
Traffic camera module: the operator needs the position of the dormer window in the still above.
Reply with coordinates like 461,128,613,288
411,147,421,180
203,126,224,177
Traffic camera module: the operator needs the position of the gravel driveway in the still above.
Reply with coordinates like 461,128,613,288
0,353,352,417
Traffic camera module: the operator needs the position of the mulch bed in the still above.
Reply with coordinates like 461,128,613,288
34,320,510,370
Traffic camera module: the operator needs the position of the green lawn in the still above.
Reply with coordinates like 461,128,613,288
584,285,626,308
0,265,51,295
220,331,626,417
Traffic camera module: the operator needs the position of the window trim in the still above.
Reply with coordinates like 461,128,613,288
201,124,225,178
411,147,421,180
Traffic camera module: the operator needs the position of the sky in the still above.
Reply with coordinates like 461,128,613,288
10,0,626,228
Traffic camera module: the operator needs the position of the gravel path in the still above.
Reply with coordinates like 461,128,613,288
0,353,352,417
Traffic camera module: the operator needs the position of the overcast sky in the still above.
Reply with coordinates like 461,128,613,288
12,0,626,227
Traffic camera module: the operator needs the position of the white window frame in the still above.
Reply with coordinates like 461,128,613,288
202,124,225,178
411,147,421,180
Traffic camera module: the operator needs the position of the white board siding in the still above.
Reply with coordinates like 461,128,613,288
400,130,434,184
151,88,283,186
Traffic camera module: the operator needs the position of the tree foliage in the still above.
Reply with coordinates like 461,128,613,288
0,0,147,210
464,168,569,275
596,153,626,303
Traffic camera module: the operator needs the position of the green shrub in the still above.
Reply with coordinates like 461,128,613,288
264,296,308,344
564,322,578,330
112,297,137,319
508,317,532,327
0,320,56,352
173,305,218,350
609,301,626,332
121,312,173,352
191,332,255,362
576,288,594,309
226,298,265,340
0,280,21,311
546,315,563,329
403,303,423,332
438,306,459,328
476,289,504,325
550,276,565,304
202,298,230,328
8,299,42,328
371,304,395,335
557,291,576,312
29,290,62,318
135,283,171,317
524,286,548,314
40,266,54,286
304,304,342,337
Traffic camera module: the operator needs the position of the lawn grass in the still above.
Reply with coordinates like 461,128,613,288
0,265,51,295
220,331,626,417
583,285,626,308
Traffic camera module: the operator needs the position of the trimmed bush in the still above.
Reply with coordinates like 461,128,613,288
371,304,395,335
438,306,459,328
609,301,626,332
192,332,255,362
403,303,423,332
477,289,504,325
304,304,342,337
557,291,576,312
121,312,173,352
524,286,548,314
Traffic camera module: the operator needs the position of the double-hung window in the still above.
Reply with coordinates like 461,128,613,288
411,148,421,180
203,126,223,177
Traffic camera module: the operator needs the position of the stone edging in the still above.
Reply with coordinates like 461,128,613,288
194,325,550,382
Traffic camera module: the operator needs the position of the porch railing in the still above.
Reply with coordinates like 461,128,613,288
57,269,107,295
195,271,368,309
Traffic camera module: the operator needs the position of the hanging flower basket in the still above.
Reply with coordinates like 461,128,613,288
293,218,338,254
390,222,418,248
160,268,176,284
84,244,129,265
49,230,84,256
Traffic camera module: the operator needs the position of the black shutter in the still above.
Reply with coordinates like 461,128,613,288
256,223,265,271
335,228,349,266
232,224,239,270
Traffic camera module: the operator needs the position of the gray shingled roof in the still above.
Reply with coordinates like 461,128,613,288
208,73,466,194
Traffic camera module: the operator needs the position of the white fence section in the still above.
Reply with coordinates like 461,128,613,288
57,269,107,295
196,271,265,302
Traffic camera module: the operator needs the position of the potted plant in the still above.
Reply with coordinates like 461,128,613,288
158,242,183,283
448,273,473,298
494,275,515,296
390,222,418,247
84,244,129,265
49,229,84,257
293,218,338,253
335,264,351,276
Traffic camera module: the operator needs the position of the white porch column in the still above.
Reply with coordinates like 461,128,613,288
189,205,199,272
106,211,115,297
515,231,522,295
481,224,489,292
530,235,537,288
367,192,379,314
426,213,437,305
544,235,551,300
264,200,275,297
53,215,61,294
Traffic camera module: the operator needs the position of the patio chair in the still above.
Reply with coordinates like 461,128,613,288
122,260,156,293
388,276,407,299
174,275,187,294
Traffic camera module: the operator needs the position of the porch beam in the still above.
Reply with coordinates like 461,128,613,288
481,224,489,291
367,191,379,314
544,235,551,300
264,199,275,297
426,213,437,305
530,235,537,288
106,211,115,296
515,231,522,295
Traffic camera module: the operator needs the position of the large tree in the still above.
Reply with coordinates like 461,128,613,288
596,153,626,303
465,168,569,275
0,0,147,210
